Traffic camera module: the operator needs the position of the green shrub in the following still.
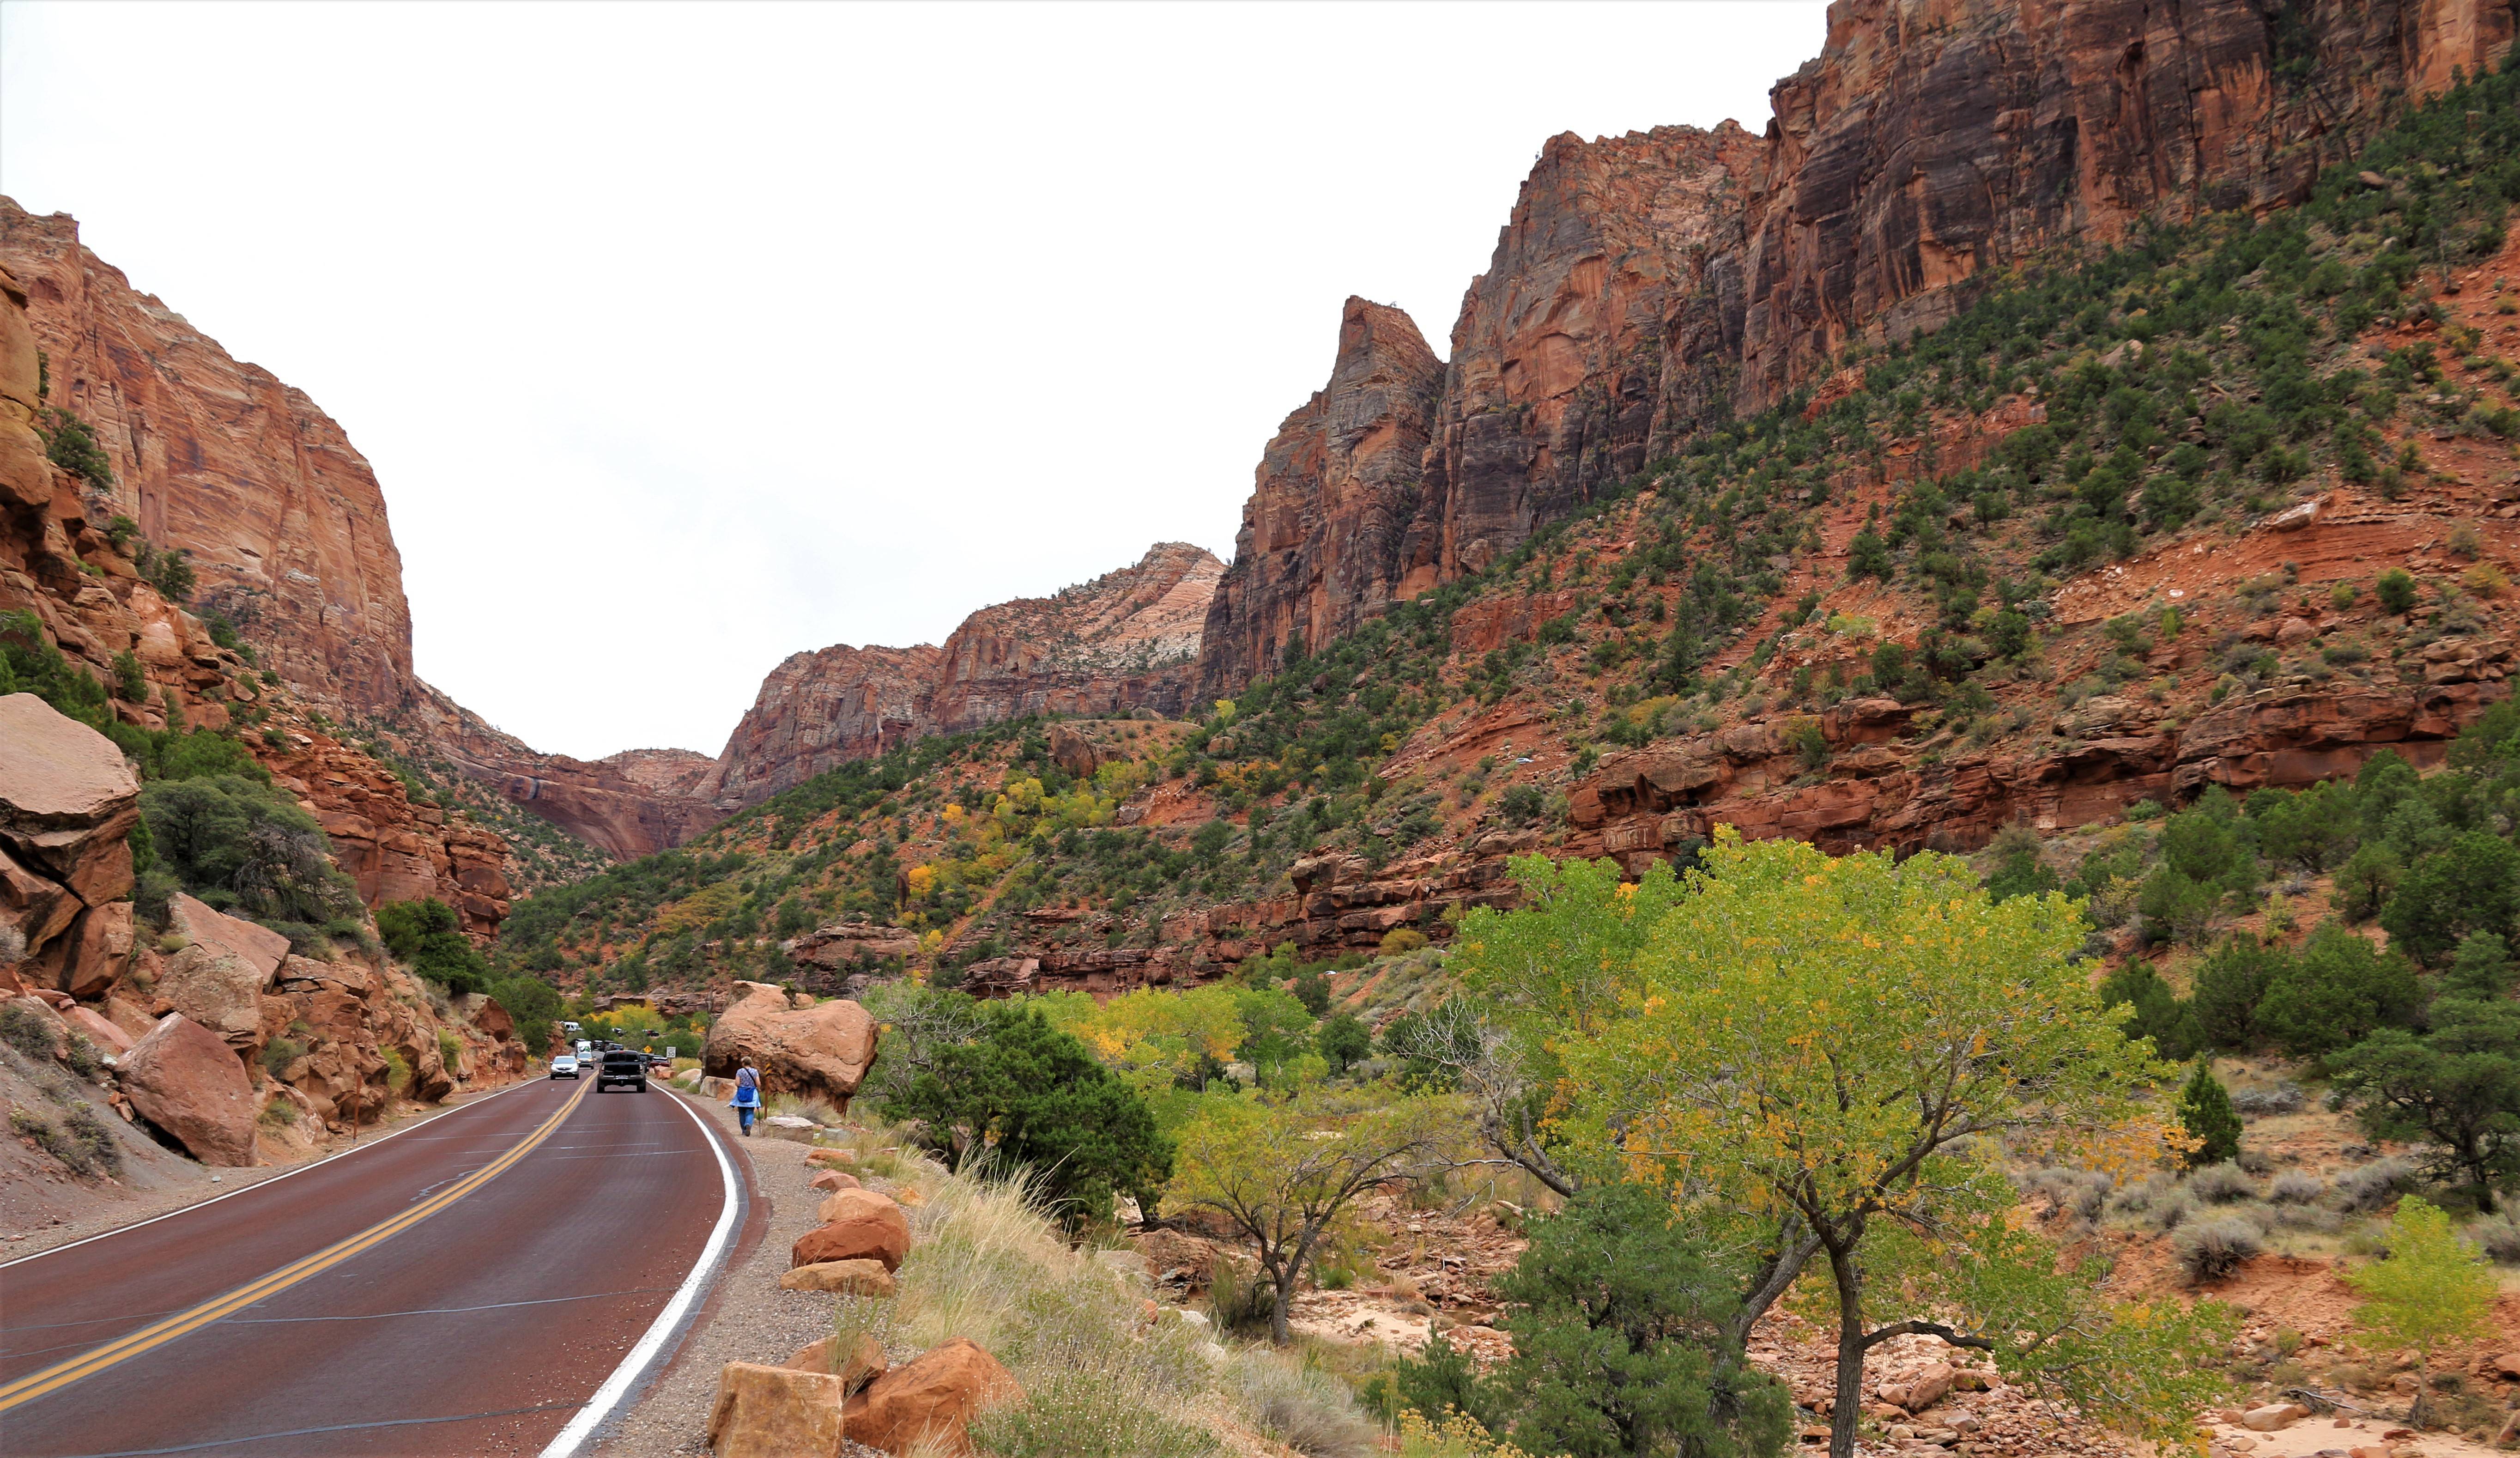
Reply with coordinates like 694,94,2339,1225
260,1036,306,1077
437,1029,464,1073
2175,1061,2244,1170
2255,923,2421,1058
2381,832,2520,966
376,898,491,995
38,407,114,488
888,1006,1173,1227
141,775,358,925
2376,568,2418,614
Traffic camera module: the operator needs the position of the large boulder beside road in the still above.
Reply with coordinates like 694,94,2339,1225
706,1361,845,1458
119,1013,259,1166
785,1332,886,1393
793,1188,911,1272
778,1258,897,1297
157,942,269,1049
842,1337,1021,1457
164,894,288,982
702,980,878,1109
0,694,139,995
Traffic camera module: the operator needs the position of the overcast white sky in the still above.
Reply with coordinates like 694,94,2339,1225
0,0,1828,760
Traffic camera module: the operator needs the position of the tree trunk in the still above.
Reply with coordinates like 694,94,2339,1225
1269,1267,1294,1346
1829,1248,1867,1458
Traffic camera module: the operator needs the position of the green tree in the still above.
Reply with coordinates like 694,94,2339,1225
2443,930,2514,999
38,407,113,488
2343,1197,2496,1427
2382,832,2520,965
1981,824,2060,903
2249,781,2359,872
2190,935,2285,1048
2331,842,2405,923
141,775,359,926
1289,966,1331,1017
2331,998,2520,1213
1231,984,1316,1087
1481,1183,1790,1458
891,1005,1173,1227
1558,831,2230,1458
2098,962,2201,1062
2375,567,2419,614
2175,1060,2243,1170
1317,1011,1371,1076
2255,922,2421,1058
376,898,491,995
1169,1087,1457,1344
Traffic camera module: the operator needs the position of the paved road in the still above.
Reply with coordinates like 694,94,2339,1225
0,1075,740,1457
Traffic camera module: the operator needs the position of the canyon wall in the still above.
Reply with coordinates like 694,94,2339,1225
703,543,1221,810
0,200,715,863
1192,0,2516,696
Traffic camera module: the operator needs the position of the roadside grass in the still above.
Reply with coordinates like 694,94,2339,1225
826,1125,1376,1457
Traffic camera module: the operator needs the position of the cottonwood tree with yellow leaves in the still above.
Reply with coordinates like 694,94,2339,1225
1503,832,2237,1458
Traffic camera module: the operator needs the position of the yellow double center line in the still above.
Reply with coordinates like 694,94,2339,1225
0,1080,590,1412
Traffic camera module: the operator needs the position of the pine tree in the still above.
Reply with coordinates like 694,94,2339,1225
2176,1059,2243,1171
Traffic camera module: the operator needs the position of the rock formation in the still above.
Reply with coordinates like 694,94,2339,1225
0,694,139,997
703,543,1221,809
701,980,880,1109
1,201,416,717
1197,299,1444,694
1191,0,2517,696
118,1013,260,1167
396,682,721,859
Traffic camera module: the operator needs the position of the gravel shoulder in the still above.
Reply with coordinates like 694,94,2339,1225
594,1087,837,1457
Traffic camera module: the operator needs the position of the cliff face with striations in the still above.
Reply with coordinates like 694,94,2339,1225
1,201,417,717
0,260,512,939
1192,0,2516,697
0,200,716,869
393,684,723,861
704,543,1222,810
1197,300,1443,694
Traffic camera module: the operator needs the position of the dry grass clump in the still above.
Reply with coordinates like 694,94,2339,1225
836,1155,1228,1458
2472,1214,2520,1265
2175,1216,2263,1284
2330,1155,2418,1213
2267,1170,2326,1204
2184,1161,2257,1204
766,1090,843,1125
1226,1349,1378,1458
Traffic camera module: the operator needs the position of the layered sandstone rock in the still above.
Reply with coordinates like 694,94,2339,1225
1193,0,2515,696
397,681,719,860
703,543,1221,810
0,201,414,716
1198,299,1444,694
707,1361,848,1458
702,980,880,1109
842,1339,1021,1458
0,694,140,997
119,1013,260,1166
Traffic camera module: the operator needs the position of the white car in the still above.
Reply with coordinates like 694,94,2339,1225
549,1054,581,1080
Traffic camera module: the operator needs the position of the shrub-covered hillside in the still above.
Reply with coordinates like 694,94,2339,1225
494,55,2520,1002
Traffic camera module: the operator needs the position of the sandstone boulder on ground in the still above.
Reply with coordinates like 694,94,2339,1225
705,1361,844,1458
1877,1361,1956,1413
119,1013,258,1166
779,1258,897,1297
842,1337,1020,1457
157,942,269,1049
164,895,288,982
702,980,878,1109
62,1002,132,1055
792,1188,910,1271
785,1332,886,1394
809,1169,860,1193
0,695,139,985
2240,1402,2308,1431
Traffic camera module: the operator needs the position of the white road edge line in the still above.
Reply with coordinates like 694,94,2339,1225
0,1078,545,1271
538,1088,742,1458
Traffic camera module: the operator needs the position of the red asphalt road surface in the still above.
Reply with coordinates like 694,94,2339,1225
0,1076,733,1457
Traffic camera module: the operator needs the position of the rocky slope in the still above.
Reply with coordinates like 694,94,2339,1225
1191,0,2517,700
701,542,1221,810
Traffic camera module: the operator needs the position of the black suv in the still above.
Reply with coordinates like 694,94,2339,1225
594,1047,649,1093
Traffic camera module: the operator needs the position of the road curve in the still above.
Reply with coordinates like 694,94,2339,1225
0,1075,742,1458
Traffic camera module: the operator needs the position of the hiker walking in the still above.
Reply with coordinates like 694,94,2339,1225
730,1061,762,1136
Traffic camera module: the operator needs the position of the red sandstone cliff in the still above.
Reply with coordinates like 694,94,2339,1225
1197,299,1444,694
703,543,1222,809
0,260,511,938
1192,0,2516,697
0,200,716,865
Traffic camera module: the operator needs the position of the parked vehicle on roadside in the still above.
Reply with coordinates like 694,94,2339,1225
645,1053,672,1071
549,1054,581,1080
594,1048,648,1093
